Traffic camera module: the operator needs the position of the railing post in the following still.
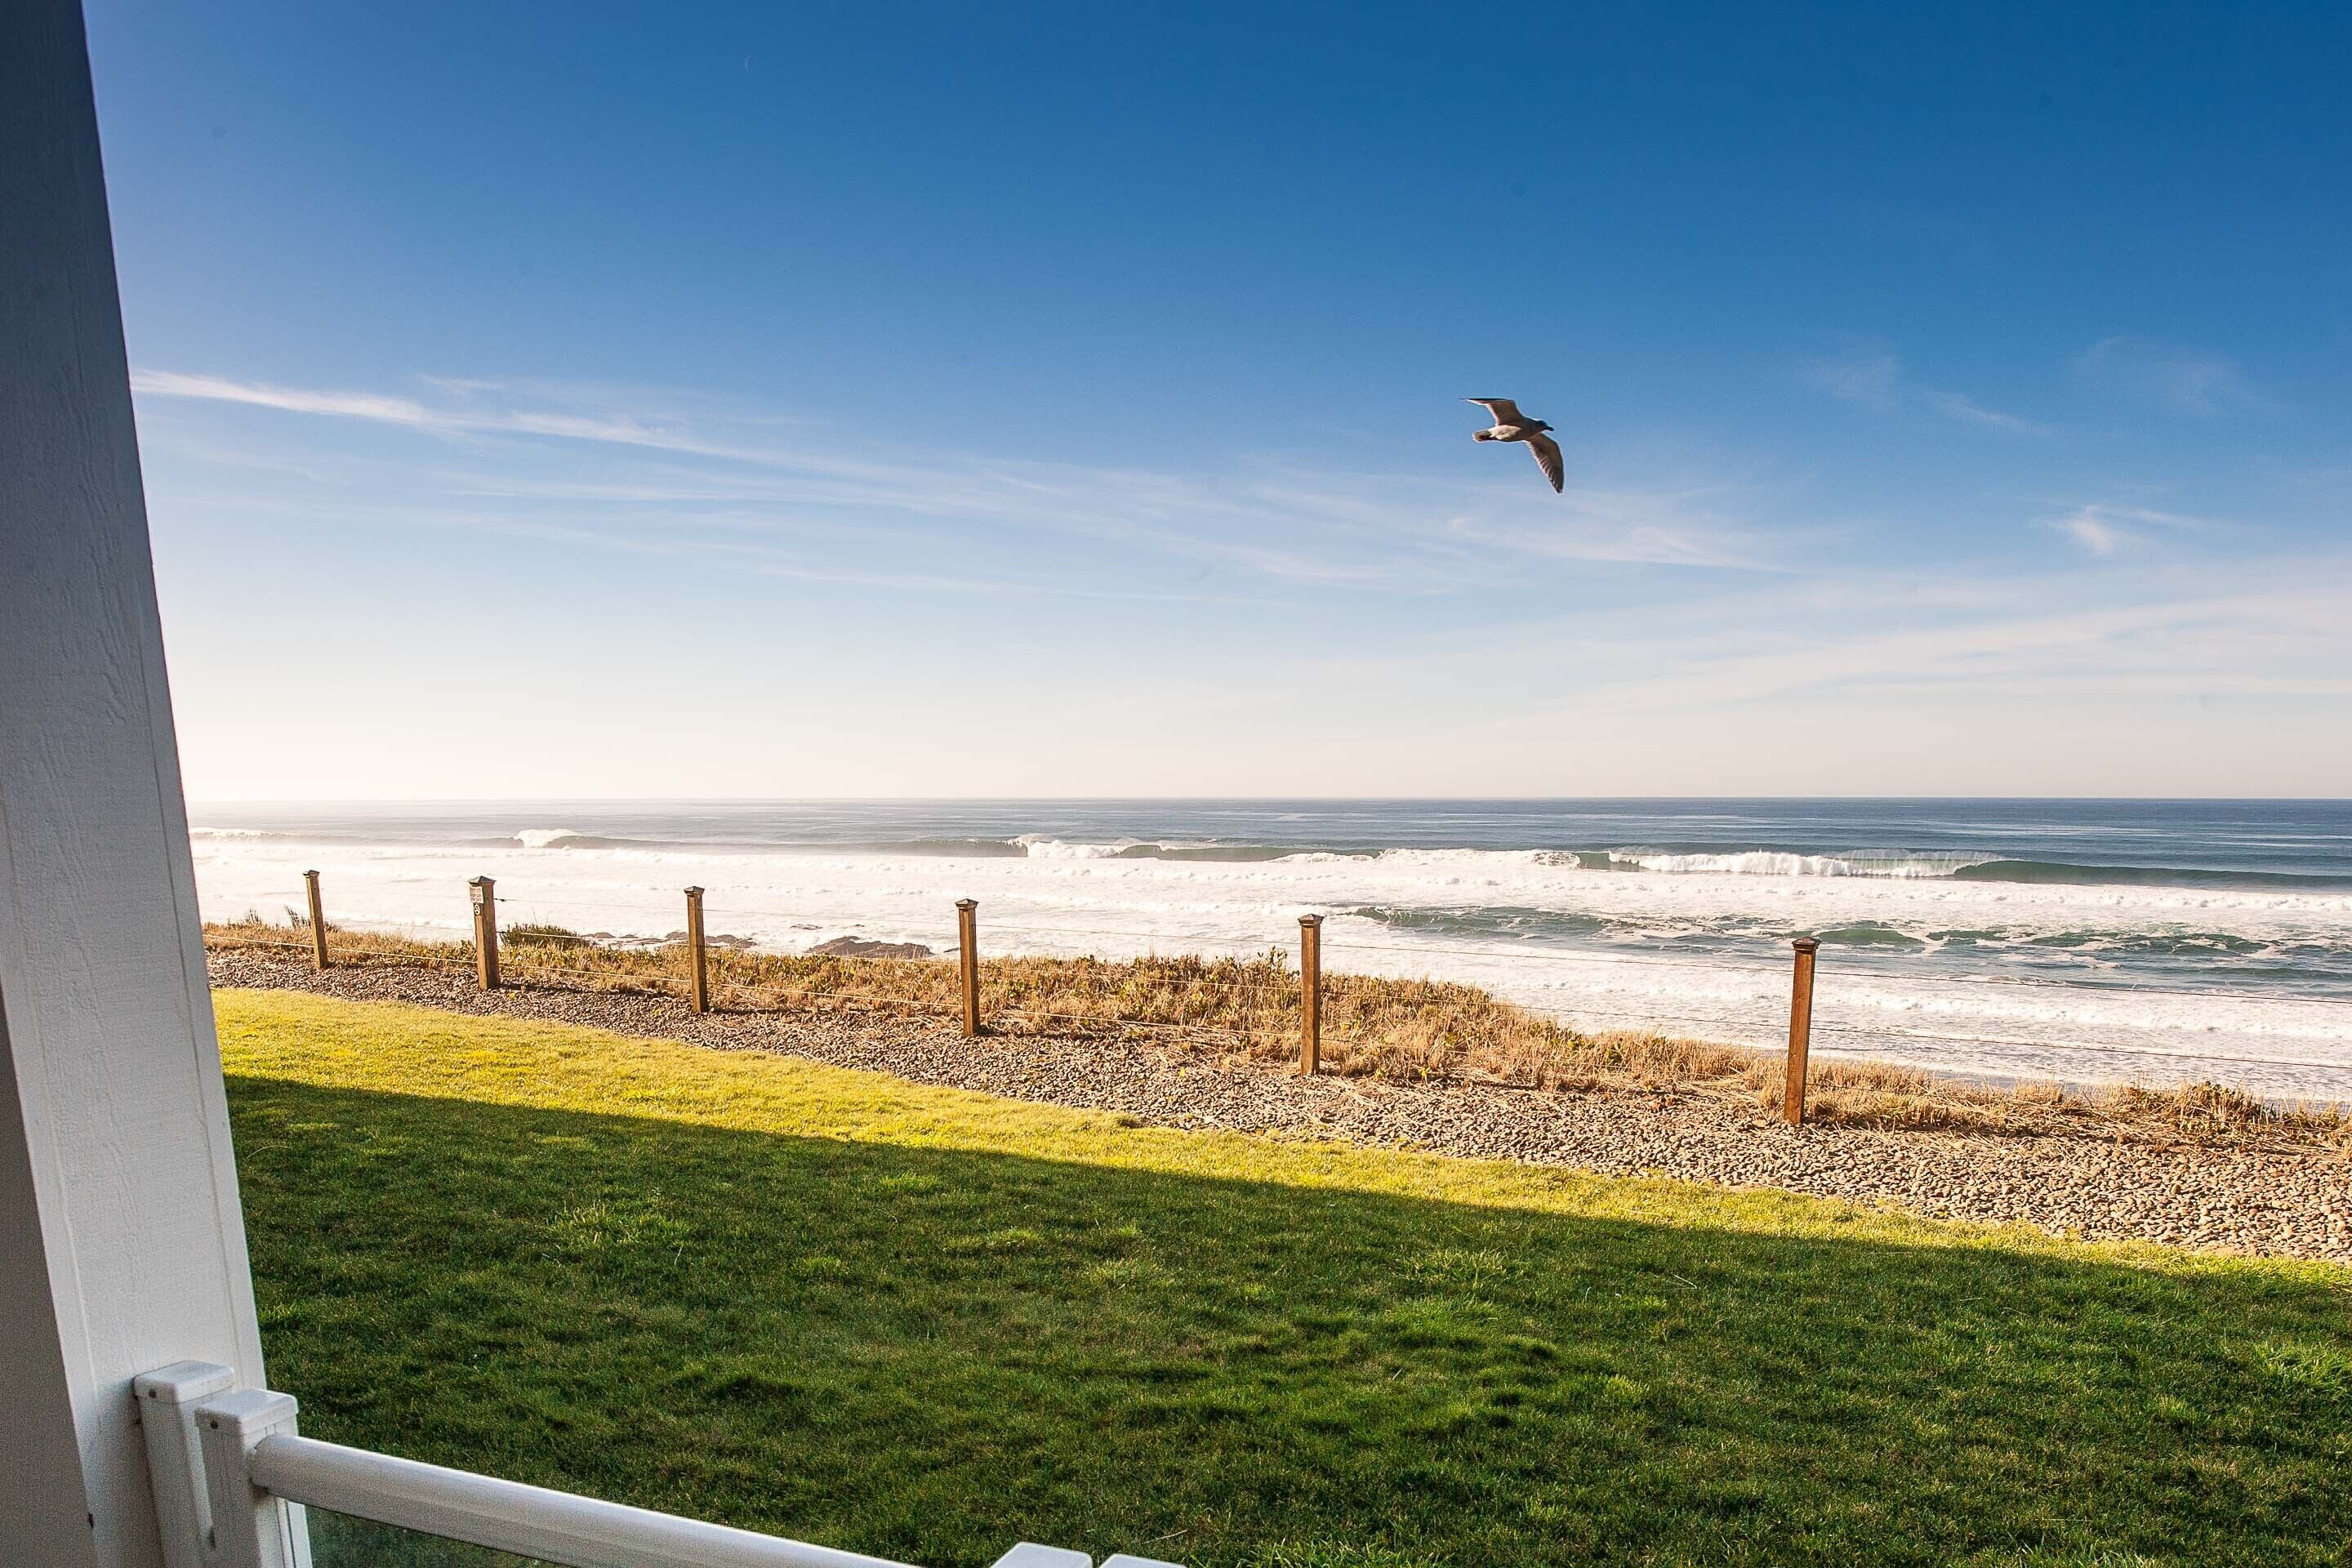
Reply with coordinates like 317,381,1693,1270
956,899,980,1038
1298,914,1323,1075
136,1361,238,1568
193,1388,310,1568
684,885,710,1013
1784,937,1819,1126
470,876,501,990
301,869,329,969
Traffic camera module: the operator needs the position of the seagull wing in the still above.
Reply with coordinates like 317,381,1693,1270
1464,397,1525,425
1526,431,1565,493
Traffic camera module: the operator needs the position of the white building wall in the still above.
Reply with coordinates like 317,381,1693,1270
1,3,270,1564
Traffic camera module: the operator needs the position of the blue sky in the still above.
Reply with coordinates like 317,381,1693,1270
88,2,2352,798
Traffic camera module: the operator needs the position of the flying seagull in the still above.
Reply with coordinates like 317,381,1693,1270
1465,398,1564,493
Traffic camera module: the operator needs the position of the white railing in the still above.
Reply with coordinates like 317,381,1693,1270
136,1363,1178,1568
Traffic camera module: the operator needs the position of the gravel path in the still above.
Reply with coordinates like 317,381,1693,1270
211,951,2352,1264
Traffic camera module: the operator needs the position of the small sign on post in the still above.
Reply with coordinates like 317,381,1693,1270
955,898,980,1038
469,876,501,990
1784,937,1820,1125
1298,914,1324,1075
301,869,329,969
684,885,710,1013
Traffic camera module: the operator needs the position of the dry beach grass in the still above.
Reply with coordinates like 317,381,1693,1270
207,914,2350,1151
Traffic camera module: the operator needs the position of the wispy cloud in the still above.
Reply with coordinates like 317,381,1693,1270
132,368,1788,591
1802,353,1904,412
1440,483,1783,570
1922,390,2047,434
136,368,2352,797
1330,555,2352,726
2072,336,2275,416
1802,353,2053,436
2054,509,2127,556
2044,501,2212,556
131,369,787,465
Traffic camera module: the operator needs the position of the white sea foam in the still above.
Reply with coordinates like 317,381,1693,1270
189,828,2352,1102
1013,836,1141,859
514,827,584,849
1610,850,1997,878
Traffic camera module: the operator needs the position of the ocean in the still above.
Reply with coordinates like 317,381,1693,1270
188,799,2352,1102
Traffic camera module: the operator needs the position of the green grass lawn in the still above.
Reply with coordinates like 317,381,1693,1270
216,989,2352,1568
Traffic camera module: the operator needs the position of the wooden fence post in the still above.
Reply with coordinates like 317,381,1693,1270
301,869,329,969
469,876,501,990
1298,914,1323,1075
1784,937,1819,1126
956,899,980,1038
684,885,710,1013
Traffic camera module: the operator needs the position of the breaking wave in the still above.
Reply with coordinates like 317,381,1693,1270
1589,850,2352,890
1601,849,1995,878
212,822,2352,892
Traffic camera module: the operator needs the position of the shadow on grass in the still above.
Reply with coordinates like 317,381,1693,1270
229,1077,2351,1568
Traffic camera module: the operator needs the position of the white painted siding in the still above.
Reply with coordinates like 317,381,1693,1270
0,3,270,1564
